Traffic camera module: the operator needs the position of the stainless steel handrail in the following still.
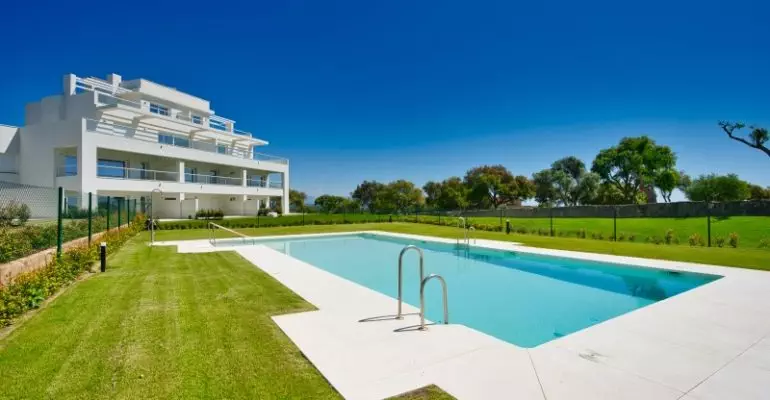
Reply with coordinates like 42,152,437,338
457,217,466,246
208,221,254,245
419,274,449,330
396,245,424,319
468,226,476,244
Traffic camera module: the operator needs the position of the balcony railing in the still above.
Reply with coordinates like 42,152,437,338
97,165,179,182
56,166,78,177
246,178,284,189
185,173,242,186
85,119,288,165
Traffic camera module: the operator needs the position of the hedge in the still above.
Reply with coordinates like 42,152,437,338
0,215,146,327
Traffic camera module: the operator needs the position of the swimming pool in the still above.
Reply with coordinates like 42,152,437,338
221,233,721,347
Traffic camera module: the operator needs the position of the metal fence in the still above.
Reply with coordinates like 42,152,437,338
0,184,145,264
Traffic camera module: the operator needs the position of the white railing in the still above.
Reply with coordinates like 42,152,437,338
269,181,283,189
96,165,179,182
85,119,288,165
75,77,131,95
185,173,242,186
96,92,142,110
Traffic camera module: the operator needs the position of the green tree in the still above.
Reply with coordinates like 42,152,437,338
464,165,534,209
314,195,347,213
590,182,627,205
435,177,470,211
684,174,751,202
591,136,676,204
351,181,386,212
748,184,770,201
374,180,425,214
534,156,600,206
422,181,443,208
719,121,770,158
289,189,307,212
654,169,679,203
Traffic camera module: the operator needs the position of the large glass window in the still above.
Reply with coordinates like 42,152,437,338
184,167,197,183
63,155,77,176
217,144,228,154
149,103,169,116
97,159,125,178
209,120,227,131
191,115,202,125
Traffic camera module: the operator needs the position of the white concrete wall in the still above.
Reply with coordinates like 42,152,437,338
0,125,20,183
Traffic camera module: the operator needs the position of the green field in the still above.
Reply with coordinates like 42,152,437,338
161,214,770,249
153,223,770,271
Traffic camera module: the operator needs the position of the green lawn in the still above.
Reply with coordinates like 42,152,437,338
451,215,770,248
152,222,770,271
0,239,342,399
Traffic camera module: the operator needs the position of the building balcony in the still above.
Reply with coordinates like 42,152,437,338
85,118,288,166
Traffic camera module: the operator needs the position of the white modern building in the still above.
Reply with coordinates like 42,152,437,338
0,73,289,218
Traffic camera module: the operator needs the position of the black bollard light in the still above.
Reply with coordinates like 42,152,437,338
505,219,511,234
100,242,107,272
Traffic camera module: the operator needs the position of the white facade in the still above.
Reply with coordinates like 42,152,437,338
0,73,289,218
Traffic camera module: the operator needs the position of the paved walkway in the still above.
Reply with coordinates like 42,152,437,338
159,232,770,399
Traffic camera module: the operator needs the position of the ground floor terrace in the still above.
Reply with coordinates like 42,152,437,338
1,223,768,399
61,190,284,219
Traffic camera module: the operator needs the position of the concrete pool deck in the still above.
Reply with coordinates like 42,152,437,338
156,231,770,399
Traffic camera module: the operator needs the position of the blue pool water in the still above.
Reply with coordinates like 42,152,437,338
223,233,721,347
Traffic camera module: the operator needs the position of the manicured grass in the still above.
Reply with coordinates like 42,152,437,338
0,239,341,399
453,215,770,248
387,385,456,400
149,222,770,271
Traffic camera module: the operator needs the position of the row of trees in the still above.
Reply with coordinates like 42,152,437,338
290,127,769,213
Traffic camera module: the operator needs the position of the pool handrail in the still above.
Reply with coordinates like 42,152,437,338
396,245,424,319
419,274,449,330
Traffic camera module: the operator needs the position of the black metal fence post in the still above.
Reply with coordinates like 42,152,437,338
100,242,107,272
549,206,554,237
87,192,93,245
106,196,111,231
707,203,712,247
117,198,122,231
613,207,618,241
57,187,63,259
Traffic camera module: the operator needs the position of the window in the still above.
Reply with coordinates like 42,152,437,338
191,115,202,125
149,103,169,116
158,134,174,145
184,167,197,183
209,119,227,131
63,155,77,176
97,159,126,178
217,144,228,154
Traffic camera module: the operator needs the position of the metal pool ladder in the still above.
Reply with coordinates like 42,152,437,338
419,274,449,330
396,245,424,319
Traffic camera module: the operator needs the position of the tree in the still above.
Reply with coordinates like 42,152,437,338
532,169,557,206
374,180,424,214
591,136,676,204
463,165,534,209
719,121,770,158
314,195,347,213
422,181,443,208
534,156,600,206
289,189,307,212
654,169,679,203
748,184,770,201
351,181,386,212
684,174,751,202
435,177,470,211
590,182,627,205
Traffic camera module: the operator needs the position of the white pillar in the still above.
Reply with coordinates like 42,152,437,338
178,160,185,183
178,192,185,219
63,74,77,96
242,169,247,187
281,171,290,214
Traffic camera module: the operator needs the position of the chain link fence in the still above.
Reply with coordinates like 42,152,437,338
0,183,145,265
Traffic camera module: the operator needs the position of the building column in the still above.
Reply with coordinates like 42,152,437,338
178,160,185,183
178,193,185,219
281,171,290,214
264,174,270,188
63,74,77,96
242,169,247,187
78,138,97,205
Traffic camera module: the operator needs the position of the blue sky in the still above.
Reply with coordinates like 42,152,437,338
1,0,768,201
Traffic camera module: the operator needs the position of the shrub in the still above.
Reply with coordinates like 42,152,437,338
195,209,224,220
0,215,145,327
728,232,739,248
664,229,675,245
578,228,587,239
0,201,31,227
714,236,726,248
688,233,705,247
627,234,636,242
759,238,770,249
617,233,626,241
